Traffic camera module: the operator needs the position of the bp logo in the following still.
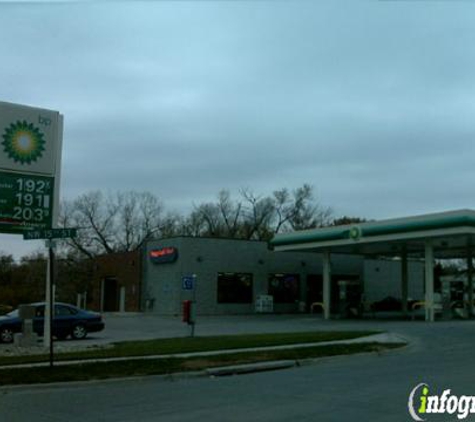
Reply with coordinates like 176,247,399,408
349,225,362,240
1,120,46,165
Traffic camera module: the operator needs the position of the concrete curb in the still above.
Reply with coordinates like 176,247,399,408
206,360,296,376
203,338,409,377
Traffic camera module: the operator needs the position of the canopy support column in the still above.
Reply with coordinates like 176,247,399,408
468,250,473,317
323,251,331,320
425,242,435,322
401,247,408,317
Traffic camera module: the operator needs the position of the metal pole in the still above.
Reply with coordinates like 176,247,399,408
323,251,331,320
425,242,435,322
467,250,473,317
191,274,197,337
49,244,54,367
401,247,408,317
44,251,51,347
190,316,195,337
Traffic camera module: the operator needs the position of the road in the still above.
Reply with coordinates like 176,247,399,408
0,316,474,421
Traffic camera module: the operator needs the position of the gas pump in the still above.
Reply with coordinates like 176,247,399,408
440,276,467,319
338,280,347,317
338,280,362,318
453,280,467,319
441,278,452,320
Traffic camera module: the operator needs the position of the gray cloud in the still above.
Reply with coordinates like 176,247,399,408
2,1,475,256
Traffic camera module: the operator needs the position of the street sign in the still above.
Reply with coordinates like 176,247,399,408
23,227,77,240
182,275,195,291
0,170,54,234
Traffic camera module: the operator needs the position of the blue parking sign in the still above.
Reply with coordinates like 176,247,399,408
182,275,194,290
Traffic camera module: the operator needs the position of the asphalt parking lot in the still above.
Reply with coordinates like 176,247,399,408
0,312,472,351
63,313,415,347
22,312,475,348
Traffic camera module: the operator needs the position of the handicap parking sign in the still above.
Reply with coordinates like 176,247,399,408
182,275,195,290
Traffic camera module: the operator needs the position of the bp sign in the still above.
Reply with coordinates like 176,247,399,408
0,101,63,234
0,102,61,176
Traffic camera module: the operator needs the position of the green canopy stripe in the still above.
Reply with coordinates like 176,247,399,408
270,214,475,247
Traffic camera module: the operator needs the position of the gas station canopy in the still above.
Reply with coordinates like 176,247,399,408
270,209,475,322
270,209,475,259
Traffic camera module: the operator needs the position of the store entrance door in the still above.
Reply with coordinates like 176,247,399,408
103,277,119,312
307,274,323,312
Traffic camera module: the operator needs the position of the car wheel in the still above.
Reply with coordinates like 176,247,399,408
71,324,87,340
0,327,14,343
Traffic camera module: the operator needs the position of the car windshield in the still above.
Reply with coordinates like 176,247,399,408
6,310,18,318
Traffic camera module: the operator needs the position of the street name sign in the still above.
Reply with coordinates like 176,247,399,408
23,228,77,240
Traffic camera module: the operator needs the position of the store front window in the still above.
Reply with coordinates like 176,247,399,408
268,273,300,303
217,272,253,303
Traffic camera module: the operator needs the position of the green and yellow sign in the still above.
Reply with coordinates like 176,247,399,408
0,101,61,176
0,101,63,235
2,120,46,165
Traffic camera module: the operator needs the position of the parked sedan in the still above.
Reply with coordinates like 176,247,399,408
0,302,105,343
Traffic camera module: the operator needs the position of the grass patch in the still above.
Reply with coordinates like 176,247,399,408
0,331,379,366
0,342,405,386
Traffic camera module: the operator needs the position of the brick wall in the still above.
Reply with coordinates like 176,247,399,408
89,250,142,312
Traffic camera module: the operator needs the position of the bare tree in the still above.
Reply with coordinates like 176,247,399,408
191,203,222,237
180,210,208,237
240,189,274,240
217,190,242,238
0,252,15,285
272,184,332,233
186,190,243,238
182,184,332,241
59,184,333,257
114,191,167,251
60,190,171,258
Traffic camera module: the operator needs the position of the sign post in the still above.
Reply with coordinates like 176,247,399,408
191,274,197,337
24,229,76,367
23,228,77,367
47,240,55,367
0,101,63,364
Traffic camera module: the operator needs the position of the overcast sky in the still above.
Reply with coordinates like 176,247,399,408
2,0,475,257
